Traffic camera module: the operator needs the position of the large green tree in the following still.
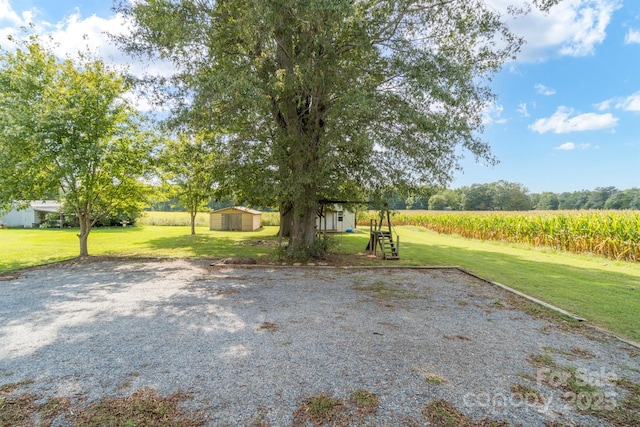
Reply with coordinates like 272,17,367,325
116,0,558,257
536,192,560,210
491,180,531,211
159,132,222,235
0,38,155,256
461,183,495,211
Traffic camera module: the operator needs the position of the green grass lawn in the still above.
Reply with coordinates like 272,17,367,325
0,226,280,272
1,224,639,341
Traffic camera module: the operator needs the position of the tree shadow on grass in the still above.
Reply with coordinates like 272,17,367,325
143,233,279,259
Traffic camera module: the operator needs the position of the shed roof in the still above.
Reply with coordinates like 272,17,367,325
211,206,262,215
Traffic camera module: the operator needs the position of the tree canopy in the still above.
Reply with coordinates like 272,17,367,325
116,0,559,257
0,38,155,256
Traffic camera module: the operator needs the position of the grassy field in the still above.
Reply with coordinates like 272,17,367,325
1,215,639,341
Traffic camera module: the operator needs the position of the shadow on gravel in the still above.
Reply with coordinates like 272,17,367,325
0,263,168,337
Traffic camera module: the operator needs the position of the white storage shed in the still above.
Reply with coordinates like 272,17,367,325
316,204,356,233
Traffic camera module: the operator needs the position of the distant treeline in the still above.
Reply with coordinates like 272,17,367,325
146,196,278,213
147,196,236,212
384,182,640,211
147,182,640,212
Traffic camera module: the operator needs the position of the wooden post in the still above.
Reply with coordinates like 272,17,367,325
370,219,377,255
323,205,327,239
374,231,378,256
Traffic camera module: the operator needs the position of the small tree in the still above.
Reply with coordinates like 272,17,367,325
559,190,590,210
441,190,463,211
428,195,448,211
159,133,221,235
461,184,495,211
491,181,530,211
536,192,560,210
584,187,618,210
0,38,155,256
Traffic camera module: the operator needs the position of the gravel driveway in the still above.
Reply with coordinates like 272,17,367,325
1,258,638,426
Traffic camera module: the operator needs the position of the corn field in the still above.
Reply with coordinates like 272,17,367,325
139,211,211,226
358,210,640,262
138,211,281,227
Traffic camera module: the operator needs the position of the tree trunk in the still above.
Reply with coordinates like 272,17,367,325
278,202,293,238
287,188,319,259
190,209,197,235
77,213,91,257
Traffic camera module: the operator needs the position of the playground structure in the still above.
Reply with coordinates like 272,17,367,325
366,210,399,260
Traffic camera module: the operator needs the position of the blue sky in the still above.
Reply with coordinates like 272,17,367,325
1,0,639,193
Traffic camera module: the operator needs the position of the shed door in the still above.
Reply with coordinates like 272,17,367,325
222,213,242,230
325,213,334,231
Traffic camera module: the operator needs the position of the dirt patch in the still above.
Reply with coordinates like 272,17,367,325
215,257,258,265
234,239,282,247
257,321,278,333
292,390,379,426
0,385,203,427
423,400,509,426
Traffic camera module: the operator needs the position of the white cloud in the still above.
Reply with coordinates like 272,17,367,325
0,4,173,80
554,142,591,150
482,102,508,125
488,0,621,61
1,5,178,95
615,91,640,112
595,91,640,113
0,0,26,26
535,84,556,95
625,29,640,44
530,106,618,133
0,0,36,42
517,102,530,117
48,13,129,61
555,142,575,150
507,64,524,75
0,5,176,114
594,99,612,111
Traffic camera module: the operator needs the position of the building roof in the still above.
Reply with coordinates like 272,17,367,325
211,206,262,215
29,200,62,213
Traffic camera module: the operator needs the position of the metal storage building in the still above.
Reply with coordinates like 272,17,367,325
209,206,262,231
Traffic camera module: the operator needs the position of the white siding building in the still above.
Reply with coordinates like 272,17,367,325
316,205,356,233
0,201,62,228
